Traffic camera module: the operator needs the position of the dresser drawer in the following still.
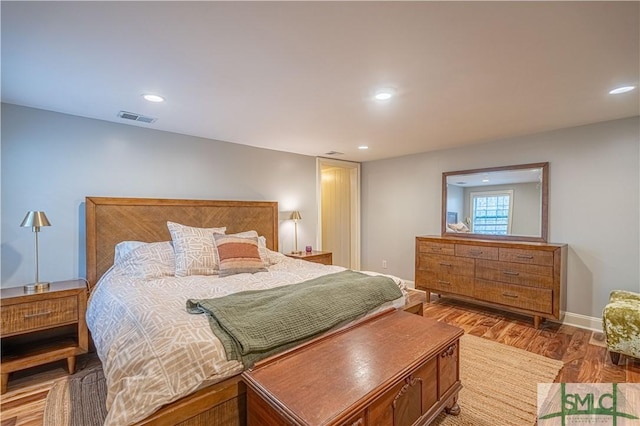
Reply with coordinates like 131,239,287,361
455,244,498,260
474,279,553,313
499,248,553,267
476,259,553,288
418,241,455,256
417,271,474,297
1,296,78,336
417,254,474,276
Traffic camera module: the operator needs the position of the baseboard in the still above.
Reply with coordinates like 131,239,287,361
404,280,415,289
561,311,603,332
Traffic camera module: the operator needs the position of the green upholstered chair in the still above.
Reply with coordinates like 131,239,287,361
602,290,640,365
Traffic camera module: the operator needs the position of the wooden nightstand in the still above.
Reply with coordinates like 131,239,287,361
285,250,332,265
0,279,89,394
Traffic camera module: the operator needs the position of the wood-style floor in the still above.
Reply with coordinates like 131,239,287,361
422,296,639,383
1,296,638,426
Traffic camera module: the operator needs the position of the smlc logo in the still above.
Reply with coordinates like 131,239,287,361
538,383,640,425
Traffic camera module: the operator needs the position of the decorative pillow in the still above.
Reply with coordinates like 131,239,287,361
224,230,269,266
167,221,226,277
117,241,176,279
213,234,268,277
114,241,148,264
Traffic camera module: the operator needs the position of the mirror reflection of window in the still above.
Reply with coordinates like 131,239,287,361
443,162,548,241
470,190,514,235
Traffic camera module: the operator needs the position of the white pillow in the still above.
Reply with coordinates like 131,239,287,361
167,221,226,276
114,241,148,264
116,241,175,279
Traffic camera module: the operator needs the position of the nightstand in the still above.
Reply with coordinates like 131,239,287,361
0,279,89,394
285,251,333,265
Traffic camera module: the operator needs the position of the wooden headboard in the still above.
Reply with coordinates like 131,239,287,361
85,197,279,289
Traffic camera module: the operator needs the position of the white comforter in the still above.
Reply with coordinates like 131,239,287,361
86,245,405,426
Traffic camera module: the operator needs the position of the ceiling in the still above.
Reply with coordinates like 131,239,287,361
2,1,638,162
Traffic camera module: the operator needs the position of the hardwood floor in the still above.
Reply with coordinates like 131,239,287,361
0,355,100,426
422,296,639,383
1,295,638,425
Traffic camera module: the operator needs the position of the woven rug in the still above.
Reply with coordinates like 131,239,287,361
43,334,563,426
432,334,564,426
43,365,108,426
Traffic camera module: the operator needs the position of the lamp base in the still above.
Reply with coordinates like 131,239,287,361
24,282,50,294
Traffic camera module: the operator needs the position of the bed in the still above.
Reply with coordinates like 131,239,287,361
84,197,407,426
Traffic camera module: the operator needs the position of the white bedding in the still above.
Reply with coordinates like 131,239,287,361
86,245,406,426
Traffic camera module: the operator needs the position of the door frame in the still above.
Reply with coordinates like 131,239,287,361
316,157,361,270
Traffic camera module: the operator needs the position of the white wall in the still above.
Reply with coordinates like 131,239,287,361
4,104,639,319
362,116,640,318
1,104,318,287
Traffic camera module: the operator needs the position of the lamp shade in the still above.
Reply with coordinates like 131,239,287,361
291,211,302,221
20,211,51,228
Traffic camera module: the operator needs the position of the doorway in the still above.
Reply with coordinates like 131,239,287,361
316,158,361,269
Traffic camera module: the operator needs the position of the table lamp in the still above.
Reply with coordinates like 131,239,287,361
291,210,302,254
20,211,51,293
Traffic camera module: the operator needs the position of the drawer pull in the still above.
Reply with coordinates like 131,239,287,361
431,247,442,251
502,293,519,298
516,255,534,259
469,250,483,256
503,271,520,276
436,280,451,285
24,311,52,319
439,262,452,267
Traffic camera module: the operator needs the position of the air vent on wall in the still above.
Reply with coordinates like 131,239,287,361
117,111,157,124
324,151,344,156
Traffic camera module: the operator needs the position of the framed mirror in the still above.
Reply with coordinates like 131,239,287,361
442,162,548,242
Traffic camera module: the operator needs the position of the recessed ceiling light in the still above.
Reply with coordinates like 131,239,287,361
143,94,165,102
358,145,369,150
609,86,636,95
374,88,395,101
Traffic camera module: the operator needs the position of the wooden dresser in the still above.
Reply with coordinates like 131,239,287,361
415,236,567,328
243,310,463,426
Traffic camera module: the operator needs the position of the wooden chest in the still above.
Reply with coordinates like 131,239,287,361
242,310,463,425
415,235,567,328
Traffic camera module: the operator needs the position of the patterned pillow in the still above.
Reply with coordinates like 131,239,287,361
213,234,268,277
114,241,148,264
117,241,176,279
222,230,269,266
167,221,226,277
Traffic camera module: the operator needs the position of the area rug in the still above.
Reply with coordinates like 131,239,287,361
432,334,564,426
43,334,563,426
43,365,107,426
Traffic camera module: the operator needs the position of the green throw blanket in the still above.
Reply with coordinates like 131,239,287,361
186,270,403,368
